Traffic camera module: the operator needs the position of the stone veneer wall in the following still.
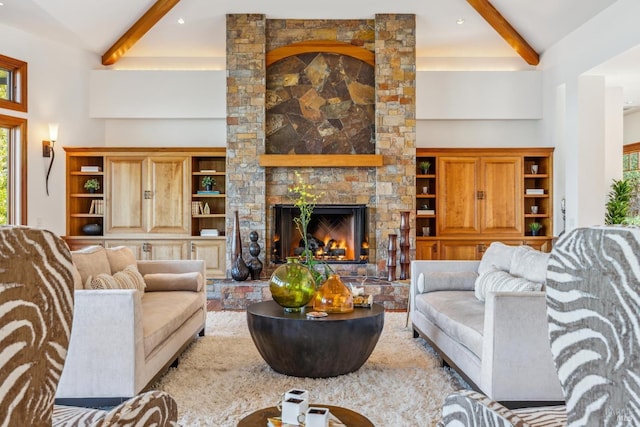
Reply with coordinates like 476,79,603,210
226,14,415,280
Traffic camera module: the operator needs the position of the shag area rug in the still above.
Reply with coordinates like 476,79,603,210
153,311,468,426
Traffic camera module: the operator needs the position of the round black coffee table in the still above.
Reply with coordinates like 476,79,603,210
237,404,374,427
247,300,384,378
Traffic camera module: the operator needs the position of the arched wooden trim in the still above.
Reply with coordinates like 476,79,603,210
624,142,640,154
266,40,374,67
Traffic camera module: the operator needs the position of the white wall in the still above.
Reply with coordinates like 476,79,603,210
0,23,103,235
416,120,542,148
541,0,640,231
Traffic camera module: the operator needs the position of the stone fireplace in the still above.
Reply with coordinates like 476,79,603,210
226,14,416,279
273,204,368,264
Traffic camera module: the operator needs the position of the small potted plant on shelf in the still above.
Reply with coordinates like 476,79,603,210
84,178,100,193
419,161,431,174
201,176,216,191
529,222,542,236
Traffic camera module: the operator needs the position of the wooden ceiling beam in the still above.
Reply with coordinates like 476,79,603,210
466,0,539,66
102,0,181,66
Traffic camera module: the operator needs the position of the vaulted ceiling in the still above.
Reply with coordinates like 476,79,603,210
3,0,640,107
0,0,617,68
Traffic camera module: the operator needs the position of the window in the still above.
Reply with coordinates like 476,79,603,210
0,115,27,225
0,54,27,113
624,142,640,224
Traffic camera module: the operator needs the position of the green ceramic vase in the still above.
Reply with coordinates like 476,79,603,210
269,257,316,312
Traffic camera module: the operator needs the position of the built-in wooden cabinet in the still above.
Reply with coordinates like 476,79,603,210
64,147,227,278
416,148,554,260
106,156,190,235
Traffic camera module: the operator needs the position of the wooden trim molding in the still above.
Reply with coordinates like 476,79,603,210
266,40,375,67
466,0,539,66
0,114,27,224
0,54,28,113
102,0,181,66
259,154,383,168
624,142,640,154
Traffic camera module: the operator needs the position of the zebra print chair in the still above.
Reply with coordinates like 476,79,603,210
0,226,178,426
440,226,640,426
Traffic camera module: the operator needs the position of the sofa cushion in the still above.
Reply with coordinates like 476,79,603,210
414,291,485,358
478,242,517,275
141,291,204,358
143,272,203,292
474,267,543,302
509,246,550,284
105,246,137,273
71,246,111,288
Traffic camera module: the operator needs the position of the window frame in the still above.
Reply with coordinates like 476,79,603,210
0,114,27,225
0,54,28,113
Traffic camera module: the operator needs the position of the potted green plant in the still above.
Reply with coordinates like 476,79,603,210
529,222,542,236
419,161,431,174
201,176,216,191
605,178,632,225
84,178,100,193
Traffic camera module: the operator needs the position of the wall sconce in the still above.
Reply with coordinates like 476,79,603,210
43,123,58,196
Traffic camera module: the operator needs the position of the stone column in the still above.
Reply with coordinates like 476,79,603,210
226,14,267,277
374,14,416,276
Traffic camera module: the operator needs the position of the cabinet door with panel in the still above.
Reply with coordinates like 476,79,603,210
439,240,484,260
438,157,480,235
480,157,522,235
190,239,226,278
105,239,188,261
148,157,190,234
106,157,146,234
416,240,438,260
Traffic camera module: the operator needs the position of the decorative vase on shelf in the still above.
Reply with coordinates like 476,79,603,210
230,211,250,281
269,257,316,313
313,274,354,313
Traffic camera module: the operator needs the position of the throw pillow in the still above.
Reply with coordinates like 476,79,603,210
117,264,146,292
87,265,146,291
105,246,137,273
71,245,111,288
474,267,543,302
509,245,550,284
478,242,517,275
416,273,425,293
87,273,120,290
419,271,478,293
143,271,203,292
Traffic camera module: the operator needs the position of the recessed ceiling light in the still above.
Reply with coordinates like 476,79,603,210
0,3,5,6
456,18,465,25
178,17,185,24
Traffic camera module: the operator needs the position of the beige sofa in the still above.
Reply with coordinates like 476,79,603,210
55,245,206,406
410,243,564,407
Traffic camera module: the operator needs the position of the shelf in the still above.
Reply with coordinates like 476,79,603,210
193,171,226,176
416,214,436,218
192,214,225,218
71,193,104,198
524,194,549,198
525,214,549,218
524,174,549,179
70,214,104,218
71,171,104,176
192,194,225,198
416,174,436,179
417,194,435,198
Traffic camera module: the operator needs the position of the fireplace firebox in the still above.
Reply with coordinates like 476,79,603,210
273,204,368,264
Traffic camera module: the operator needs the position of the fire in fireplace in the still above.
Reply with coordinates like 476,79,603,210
273,204,368,264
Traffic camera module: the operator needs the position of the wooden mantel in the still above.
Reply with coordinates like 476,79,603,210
259,154,384,168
